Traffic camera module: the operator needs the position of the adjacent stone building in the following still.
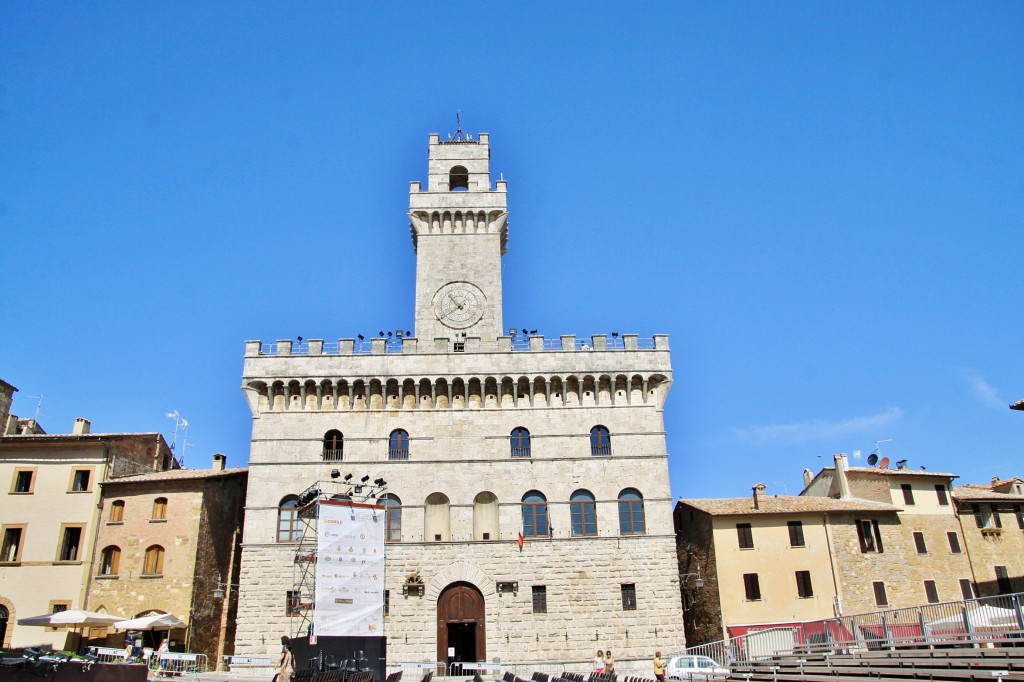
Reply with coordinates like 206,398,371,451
952,476,1024,596
675,483,899,645
0,384,176,649
676,455,977,645
233,132,684,669
85,453,247,664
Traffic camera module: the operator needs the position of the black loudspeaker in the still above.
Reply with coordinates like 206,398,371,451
289,636,387,682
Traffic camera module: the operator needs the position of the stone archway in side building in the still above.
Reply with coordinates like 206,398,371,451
437,582,485,667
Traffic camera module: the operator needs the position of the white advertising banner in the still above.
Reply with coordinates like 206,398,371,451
315,500,385,636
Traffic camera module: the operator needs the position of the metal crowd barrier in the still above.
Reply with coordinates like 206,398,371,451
150,651,209,675
224,655,274,675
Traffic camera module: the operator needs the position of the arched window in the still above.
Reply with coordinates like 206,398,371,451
425,493,451,542
381,494,402,543
278,495,300,542
570,490,598,536
109,500,125,523
151,497,167,520
143,545,164,575
590,425,611,456
99,546,121,576
0,605,8,649
618,488,646,535
389,429,409,460
449,165,469,191
521,491,549,538
511,427,531,458
323,430,343,461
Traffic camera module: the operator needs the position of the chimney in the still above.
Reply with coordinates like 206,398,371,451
803,468,814,488
73,418,91,435
212,453,226,472
4,415,17,436
834,453,851,499
752,482,767,509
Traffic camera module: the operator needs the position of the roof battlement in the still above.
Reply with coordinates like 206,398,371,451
245,333,668,358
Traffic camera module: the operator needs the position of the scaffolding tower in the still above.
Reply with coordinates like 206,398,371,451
288,478,389,639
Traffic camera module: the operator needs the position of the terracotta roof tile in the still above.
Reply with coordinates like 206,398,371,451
678,495,898,516
952,486,1024,502
104,468,247,484
844,466,958,478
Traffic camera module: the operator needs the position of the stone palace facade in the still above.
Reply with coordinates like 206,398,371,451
232,132,684,668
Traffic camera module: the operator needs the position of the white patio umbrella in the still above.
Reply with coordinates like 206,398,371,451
926,605,1018,633
17,609,123,627
113,613,187,631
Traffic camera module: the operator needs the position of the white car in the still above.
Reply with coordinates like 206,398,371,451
665,655,729,680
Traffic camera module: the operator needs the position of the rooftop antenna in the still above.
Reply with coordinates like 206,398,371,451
451,110,471,141
23,394,45,422
178,435,195,468
165,410,189,456
869,438,893,466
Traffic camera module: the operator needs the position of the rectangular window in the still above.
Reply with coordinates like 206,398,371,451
736,523,754,549
621,583,637,611
57,525,84,562
795,570,813,598
787,521,805,547
924,580,939,604
913,531,927,554
959,579,976,600
12,469,35,494
873,581,888,607
1,526,25,562
935,484,949,505
384,590,390,616
996,566,1012,594
70,468,92,492
532,585,547,614
1016,505,1024,529
743,573,761,601
286,590,301,616
901,484,915,505
47,601,71,630
947,531,961,553
973,503,1001,529
856,519,884,553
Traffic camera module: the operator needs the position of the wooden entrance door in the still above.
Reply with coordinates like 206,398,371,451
437,582,486,664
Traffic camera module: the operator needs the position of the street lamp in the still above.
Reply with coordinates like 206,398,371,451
212,573,239,600
681,564,704,589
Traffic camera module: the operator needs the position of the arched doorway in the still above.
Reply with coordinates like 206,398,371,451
437,582,485,667
0,604,8,648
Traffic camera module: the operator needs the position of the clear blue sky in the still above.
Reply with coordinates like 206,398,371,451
2,3,1021,499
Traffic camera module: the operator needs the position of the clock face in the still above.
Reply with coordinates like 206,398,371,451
432,282,485,329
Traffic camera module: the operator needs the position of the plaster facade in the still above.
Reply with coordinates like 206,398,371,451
233,133,684,669
0,412,174,649
677,457,983,646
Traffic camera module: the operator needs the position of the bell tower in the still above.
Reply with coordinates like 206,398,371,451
409,132,507,345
